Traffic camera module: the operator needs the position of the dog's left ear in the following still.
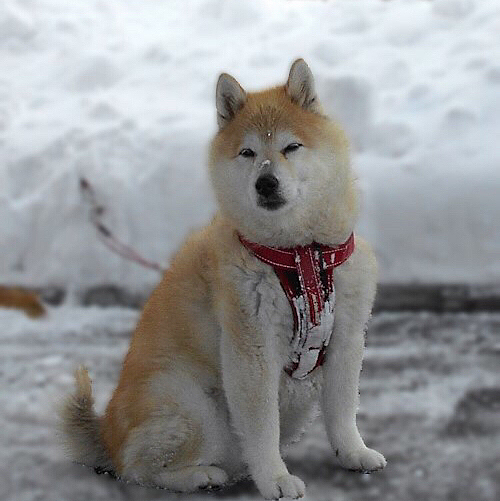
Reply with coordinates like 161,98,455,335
286,59,320,113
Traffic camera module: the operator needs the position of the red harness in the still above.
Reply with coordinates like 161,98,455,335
239,233,355,379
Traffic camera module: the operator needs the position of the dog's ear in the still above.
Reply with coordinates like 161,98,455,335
286,59,320,112
216,73,246,130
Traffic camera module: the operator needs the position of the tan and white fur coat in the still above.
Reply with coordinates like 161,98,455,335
60,59,386,499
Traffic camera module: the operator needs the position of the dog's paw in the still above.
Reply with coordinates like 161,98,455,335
191,466,229,490
256,473,306,500
337,447,387,472
155,465,228,491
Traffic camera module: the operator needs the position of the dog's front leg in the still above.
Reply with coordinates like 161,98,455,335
219,294,305,499
321,269,386,472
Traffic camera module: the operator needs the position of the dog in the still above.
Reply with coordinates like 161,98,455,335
60,59,386,499
0,285,45,318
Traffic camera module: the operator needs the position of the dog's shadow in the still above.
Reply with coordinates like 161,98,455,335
214,456,381,497
92,457,356,498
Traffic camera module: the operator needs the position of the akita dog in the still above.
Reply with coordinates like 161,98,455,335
60,59,386,499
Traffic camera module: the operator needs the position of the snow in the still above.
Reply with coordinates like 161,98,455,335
1,0,499,296
2,307,499,500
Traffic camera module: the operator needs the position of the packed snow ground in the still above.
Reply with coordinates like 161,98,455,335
1,306,499,501
1,0,500,296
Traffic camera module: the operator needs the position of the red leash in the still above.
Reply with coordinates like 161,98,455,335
80,177,166,273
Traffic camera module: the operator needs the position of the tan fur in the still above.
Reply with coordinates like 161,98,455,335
60,59,385,497
100,228,221,474
0,285,46,318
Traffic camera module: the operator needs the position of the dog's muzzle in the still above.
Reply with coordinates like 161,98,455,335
255,174,285,210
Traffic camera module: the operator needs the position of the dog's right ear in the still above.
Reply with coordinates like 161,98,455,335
216,73,246,130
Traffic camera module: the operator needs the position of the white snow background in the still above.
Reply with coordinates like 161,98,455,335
2,3,500,500
1,0,499,297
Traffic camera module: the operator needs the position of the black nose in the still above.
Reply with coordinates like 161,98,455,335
255,174,279,197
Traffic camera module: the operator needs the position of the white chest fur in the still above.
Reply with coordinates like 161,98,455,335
234,261,334,378
233,262,326,444
288,291,335,379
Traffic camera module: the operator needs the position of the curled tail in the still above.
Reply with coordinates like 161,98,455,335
58,366,112,473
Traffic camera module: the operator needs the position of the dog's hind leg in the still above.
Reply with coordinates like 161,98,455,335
119,380,235,492
121,410,229,491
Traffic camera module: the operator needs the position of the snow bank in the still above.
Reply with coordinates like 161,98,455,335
1,0,499,296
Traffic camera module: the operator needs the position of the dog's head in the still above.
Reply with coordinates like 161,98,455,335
209,59,359,247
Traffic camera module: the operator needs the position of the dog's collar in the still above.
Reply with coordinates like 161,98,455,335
238,232,355,270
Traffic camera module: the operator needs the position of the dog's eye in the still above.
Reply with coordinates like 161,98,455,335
282,143,302,155
239,148,255,158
